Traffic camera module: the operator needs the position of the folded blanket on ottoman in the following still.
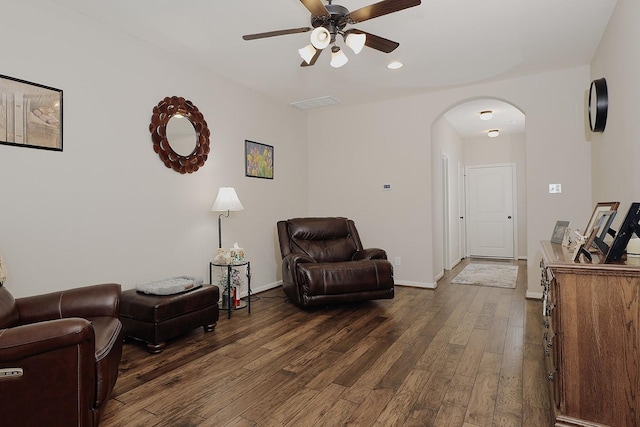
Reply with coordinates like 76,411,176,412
135,276,203,295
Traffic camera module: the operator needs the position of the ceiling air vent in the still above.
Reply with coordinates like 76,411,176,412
290,96,341,110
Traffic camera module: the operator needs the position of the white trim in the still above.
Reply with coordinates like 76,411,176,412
526,290,543,300
396,281,438,289
238,280,282,298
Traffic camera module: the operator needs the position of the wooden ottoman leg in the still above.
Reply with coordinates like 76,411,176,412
203,322,217,332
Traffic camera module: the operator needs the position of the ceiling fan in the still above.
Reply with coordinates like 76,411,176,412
242,0,422,67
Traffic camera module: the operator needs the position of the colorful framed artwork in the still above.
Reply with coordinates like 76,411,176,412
245,140,273,179
0,74,62,151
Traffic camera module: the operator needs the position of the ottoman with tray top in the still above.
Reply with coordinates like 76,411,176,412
120,281,219,354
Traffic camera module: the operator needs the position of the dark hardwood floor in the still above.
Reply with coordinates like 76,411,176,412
102,259,553,426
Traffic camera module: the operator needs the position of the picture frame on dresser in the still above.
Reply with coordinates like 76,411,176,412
583,201,619,240
0,74,62,151
551,220,570,244
604,202,640,263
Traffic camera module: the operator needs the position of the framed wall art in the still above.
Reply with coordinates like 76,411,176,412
245,140,273,179
0,74,62,151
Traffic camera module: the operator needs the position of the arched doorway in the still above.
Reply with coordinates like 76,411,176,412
431,98,526,280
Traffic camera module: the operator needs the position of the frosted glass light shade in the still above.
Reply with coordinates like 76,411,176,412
298,44,317,64
345,32,366,54
330,47,348,68
487,129,500,138
310,27,330,49
211,187,244,212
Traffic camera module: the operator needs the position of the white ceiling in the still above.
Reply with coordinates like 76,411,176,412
51,0,616,135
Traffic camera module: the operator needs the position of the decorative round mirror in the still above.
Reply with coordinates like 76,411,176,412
149,96,211,174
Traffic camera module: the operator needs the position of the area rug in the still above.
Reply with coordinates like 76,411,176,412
451,263,518,288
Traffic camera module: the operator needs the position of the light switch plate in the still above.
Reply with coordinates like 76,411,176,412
549,184,561,194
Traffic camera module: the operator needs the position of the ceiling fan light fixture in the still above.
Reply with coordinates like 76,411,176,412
480,110,494,120
330,46,348,68
310,27,331,50
298,44,317,64
487,129,500,138
345,32,366,54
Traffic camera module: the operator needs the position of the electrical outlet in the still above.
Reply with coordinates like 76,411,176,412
395,256,401,266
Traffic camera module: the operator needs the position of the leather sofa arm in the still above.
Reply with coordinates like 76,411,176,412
15,283,121,324
282,253,316,281
0,318,94,362
353,248,388,261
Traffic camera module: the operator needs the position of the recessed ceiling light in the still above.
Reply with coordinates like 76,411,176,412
387,61,403,70
487,129,499,138
479,110,493,120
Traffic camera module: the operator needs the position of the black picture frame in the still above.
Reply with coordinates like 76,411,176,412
604,203,640,263
0,74,63,151
245,140,273,179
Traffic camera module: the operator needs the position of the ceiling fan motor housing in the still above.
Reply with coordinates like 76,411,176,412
311,4,349,31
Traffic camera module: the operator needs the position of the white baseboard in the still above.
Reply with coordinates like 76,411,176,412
526,290,543,300
237,280,281,298
396,281,437,289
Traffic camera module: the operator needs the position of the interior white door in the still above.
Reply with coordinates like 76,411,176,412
466,164,515,258
458,162,466,260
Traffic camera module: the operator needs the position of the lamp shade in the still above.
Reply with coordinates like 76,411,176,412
211,187,244,212
345,32,366,54
298,44,317,64
310,27,331,49
330,46,348,68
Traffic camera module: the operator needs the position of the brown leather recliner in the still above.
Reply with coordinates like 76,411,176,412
0,283,123,427
277,217,394,307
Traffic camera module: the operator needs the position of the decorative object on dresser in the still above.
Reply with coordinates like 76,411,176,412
603,202,640,263
277,217,394,308
0,74,62,151
149,96,210,174
541,240,640,426
550,220,570,244
211,187,244,248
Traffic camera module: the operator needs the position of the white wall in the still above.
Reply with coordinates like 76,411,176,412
0,2,308,297
463,132,528,258
590,0,640,214
431,117,463,280
307,67,593,295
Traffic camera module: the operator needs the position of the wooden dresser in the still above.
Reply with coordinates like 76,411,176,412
540,241,640,426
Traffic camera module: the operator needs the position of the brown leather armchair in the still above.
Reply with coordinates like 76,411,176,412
277,217,394,307
0,283,123,427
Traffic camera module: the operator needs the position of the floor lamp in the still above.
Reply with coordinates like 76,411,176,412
211,187,244,248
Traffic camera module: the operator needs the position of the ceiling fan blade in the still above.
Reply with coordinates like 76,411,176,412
301,48,323,67
242,27,311,41
349,29,399,53
299,0,330,17
347,0,421,24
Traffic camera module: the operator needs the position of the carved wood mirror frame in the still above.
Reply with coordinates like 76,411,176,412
149,96,211,174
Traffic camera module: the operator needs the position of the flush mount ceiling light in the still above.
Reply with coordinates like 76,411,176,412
242,0,422,68
479,110,493,120
387,61,403,69
487,129,500,138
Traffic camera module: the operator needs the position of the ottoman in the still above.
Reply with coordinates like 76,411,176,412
120,284,219,353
